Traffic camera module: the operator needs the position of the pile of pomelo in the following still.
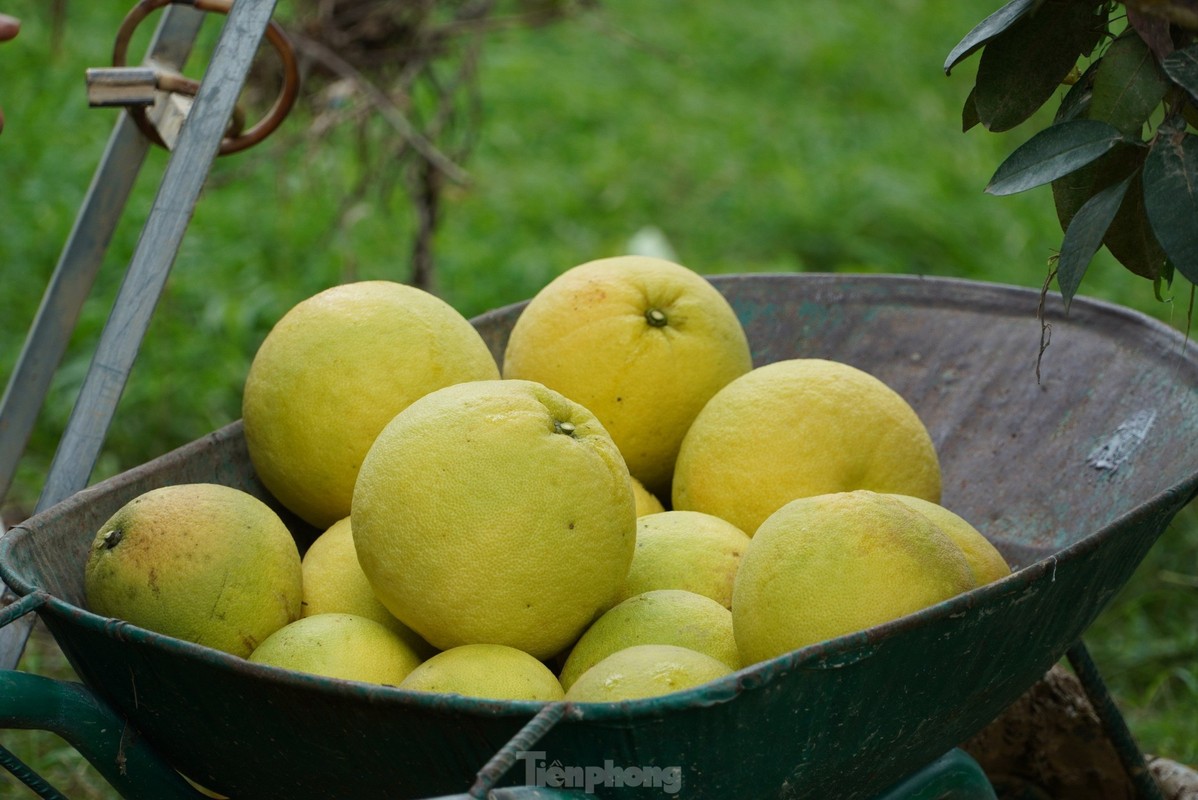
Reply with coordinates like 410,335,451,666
83,256,1010,703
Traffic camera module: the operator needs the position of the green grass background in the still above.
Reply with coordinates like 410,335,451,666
0,0,1195,796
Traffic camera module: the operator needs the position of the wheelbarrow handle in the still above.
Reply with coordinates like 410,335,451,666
0,593,208,799
873,748,997,800
0,667,589,800
0,670,211,799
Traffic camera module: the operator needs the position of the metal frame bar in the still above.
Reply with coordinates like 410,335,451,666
0,3,281,791
0,5,204,508
0,1,205,678
0,0,277,670
36,0,279,511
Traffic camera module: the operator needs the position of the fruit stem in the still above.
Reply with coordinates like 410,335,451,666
554,420,577,436
100,528,123,549
645,308,668,328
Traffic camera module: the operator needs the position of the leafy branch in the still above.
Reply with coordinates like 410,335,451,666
947,0,1198,310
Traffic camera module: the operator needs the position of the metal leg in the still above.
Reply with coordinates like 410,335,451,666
0,742,68,800
1,0,279,672
0,3,290,797
0,2,205,675
0,4,205,509
468,703,569,798
0,667,210,800
36,0,280,513
1066,641,1164,800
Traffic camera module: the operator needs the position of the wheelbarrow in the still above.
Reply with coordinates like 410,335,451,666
1,272,1196,799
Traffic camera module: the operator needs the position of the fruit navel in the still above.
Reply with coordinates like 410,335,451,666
645,308,668,328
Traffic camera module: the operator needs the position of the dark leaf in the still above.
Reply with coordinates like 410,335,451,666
944,0,1041,75
963,87,980,132
1162,44,1198,103
1057,176,1133,308
1106,166,1169,279
1055,59,1102,123
1090,32,1168,137
1127,7,1175,60
1052,144,1167,279
1124,0,1198,30
1143,119,1198,284
1053,145,1141,229
975,0,1109,132
987,119,1126,195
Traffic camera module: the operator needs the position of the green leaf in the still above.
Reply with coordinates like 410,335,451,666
1052,145,1139,228
963,87,980,132
1153,268,1174,302
1052,144,1167,280
987,119,1126,195
1090,32,1168,138
1143,120,1198,285
1057,176,1133,308
1055,59,1102,123
944,0,1040,75
1105,166,1169,280
974,0,1109,132
1162,44,1198,103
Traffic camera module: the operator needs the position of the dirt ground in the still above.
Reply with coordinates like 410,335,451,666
964,665,1198,799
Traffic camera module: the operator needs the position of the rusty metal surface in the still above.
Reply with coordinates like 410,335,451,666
1,273,1196,799
111,0,300,155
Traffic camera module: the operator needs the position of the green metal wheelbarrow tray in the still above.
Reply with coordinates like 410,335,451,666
2,272,1196,799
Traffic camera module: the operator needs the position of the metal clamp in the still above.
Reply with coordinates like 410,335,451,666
88,0,299,155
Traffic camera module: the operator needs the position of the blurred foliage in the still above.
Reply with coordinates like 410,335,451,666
9,0,1155,519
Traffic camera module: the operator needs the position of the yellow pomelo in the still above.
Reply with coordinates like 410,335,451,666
564,644,733,703
352,379,636,659
673,358,941,536
732,490,977,666
887,494,1011,585
399,643,564,701
242,281,499,529
502,255,752,495
83,483,302,658
617,510,750,609
300,517,435,658
249,613,423,686
558,589,738,690
631,475,666,517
